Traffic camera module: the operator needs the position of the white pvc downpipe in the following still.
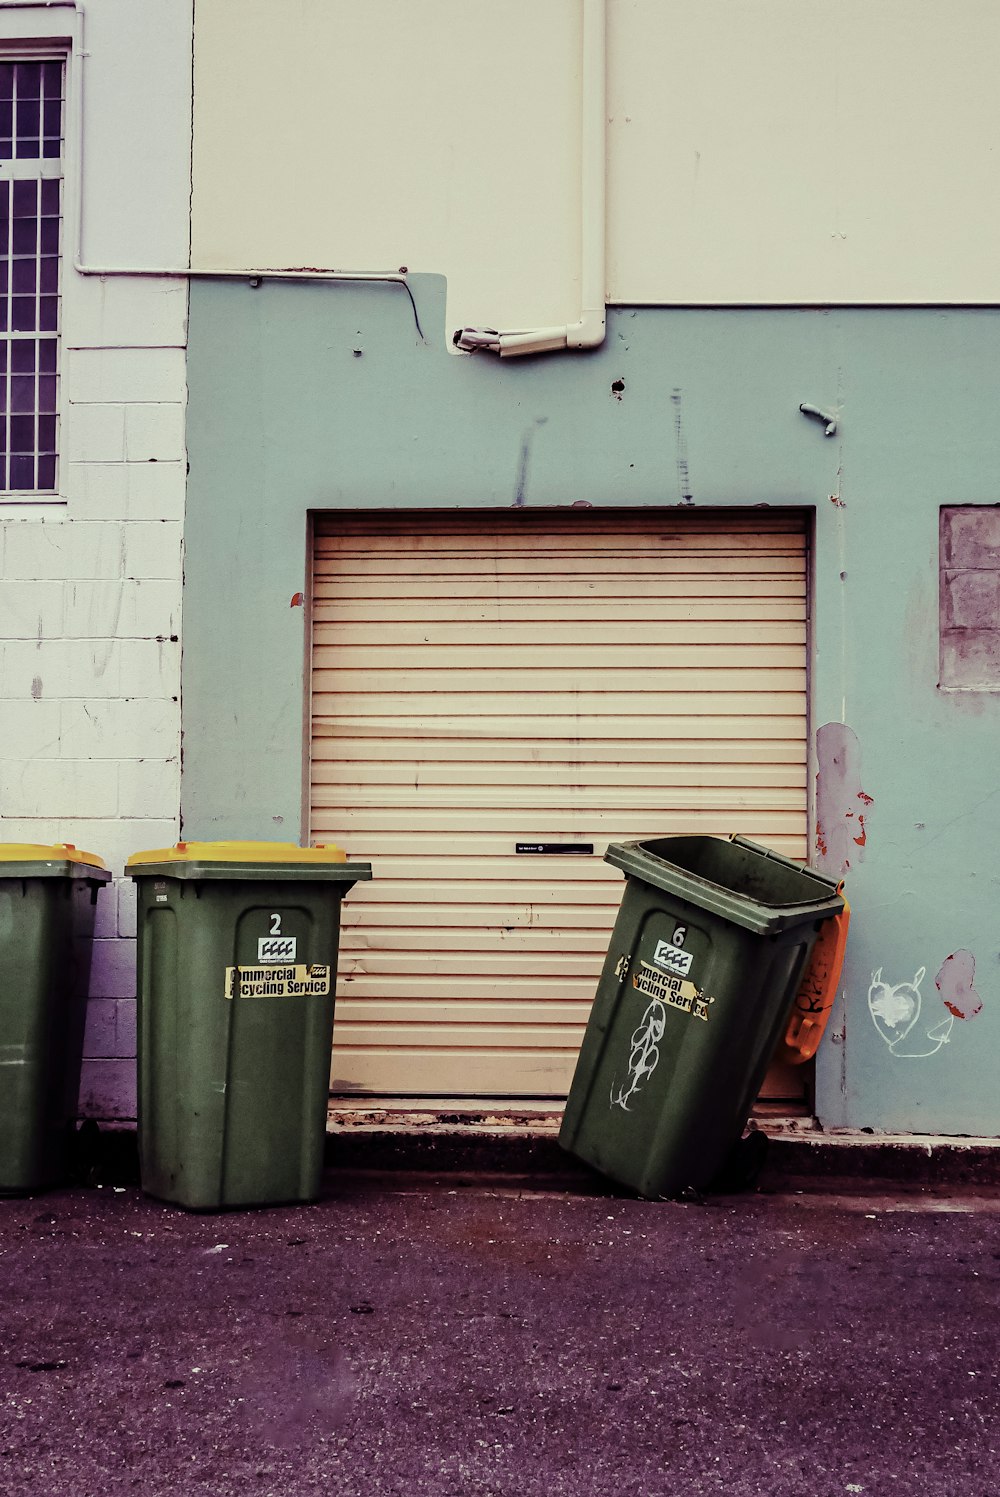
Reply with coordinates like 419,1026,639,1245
453,0,607,359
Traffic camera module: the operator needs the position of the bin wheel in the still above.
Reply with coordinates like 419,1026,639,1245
710,1130,769,1193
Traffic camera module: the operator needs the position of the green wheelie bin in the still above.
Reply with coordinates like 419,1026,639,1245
0,843,111,1193
126,840,371,1210
559,835,844,1199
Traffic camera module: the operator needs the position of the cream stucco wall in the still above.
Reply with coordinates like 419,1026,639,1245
609,0,1000,305
192,0,1000,335
190,0,582,334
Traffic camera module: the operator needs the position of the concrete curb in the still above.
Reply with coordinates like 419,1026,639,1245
756,1133,1000,1188
73,1119,1000,1193
324,1118,1000,1190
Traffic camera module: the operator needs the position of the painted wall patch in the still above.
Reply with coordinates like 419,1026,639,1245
815,722,873,877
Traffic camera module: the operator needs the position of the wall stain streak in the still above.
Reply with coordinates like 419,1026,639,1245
815,722,872,875
671,388,694,504
513,417,548,507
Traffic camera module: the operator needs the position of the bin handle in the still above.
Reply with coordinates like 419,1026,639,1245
729,834,843,894
777,898,851,1065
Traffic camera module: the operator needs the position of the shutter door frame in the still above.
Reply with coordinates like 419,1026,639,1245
311,508,811,1105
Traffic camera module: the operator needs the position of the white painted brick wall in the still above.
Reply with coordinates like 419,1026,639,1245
78,1060,137,1122
0,1,192,1125
68,348,187,405
0,758,119,819
0,579,65,636
4,637,182,700
60,699,179,760
118,758,181,820
126,462,186,522
89,937,137,1000
124,404,186,462
70,278,188,352
64,402,127,464
3,701,61,759
63,578,182,639
3,519,125,579
61,464,128,520
83,997,137,1059
124,519,183,579
67,460,186,521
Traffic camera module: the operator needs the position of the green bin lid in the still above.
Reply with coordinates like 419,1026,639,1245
125,840,372,883
0,842,111,881
604,834,843,936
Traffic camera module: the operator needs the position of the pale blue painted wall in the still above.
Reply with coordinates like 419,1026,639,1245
184,275,1000,1136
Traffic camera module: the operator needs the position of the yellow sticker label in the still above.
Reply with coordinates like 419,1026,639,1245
224,963,331,999
633,961,714,1022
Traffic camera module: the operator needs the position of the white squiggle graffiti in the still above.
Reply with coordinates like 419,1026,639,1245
868,966,954,1058
610,999,666,1110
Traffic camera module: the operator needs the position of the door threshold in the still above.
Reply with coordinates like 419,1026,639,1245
328,1098,813,1134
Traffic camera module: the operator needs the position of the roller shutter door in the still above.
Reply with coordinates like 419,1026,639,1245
311,510,809,1101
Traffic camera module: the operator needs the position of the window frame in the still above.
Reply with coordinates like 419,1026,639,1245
0,11,75,508
0,51,64,497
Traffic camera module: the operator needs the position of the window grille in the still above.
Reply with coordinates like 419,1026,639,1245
0,56,62,493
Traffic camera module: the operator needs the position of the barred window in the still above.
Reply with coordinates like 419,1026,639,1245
0,57,62,493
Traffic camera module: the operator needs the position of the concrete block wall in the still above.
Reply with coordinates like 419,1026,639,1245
0,314,186,1117
0,0,193,1120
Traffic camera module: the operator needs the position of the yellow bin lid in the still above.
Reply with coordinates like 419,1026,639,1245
126,840,347,868
0,842,108,870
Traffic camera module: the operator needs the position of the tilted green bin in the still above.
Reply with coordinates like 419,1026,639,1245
126,841,371,1210
559,835,844,1199
0,843,111,1193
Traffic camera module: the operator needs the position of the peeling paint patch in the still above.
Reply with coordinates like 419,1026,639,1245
935,950,983,1020
815,722,872,876
610,378,625,401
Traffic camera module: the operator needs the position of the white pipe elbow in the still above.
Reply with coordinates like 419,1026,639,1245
501,308,606,358
566,306,607,351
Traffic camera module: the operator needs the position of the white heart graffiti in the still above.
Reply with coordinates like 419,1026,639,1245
867,966,954,1058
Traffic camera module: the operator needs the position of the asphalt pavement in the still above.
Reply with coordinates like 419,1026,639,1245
3,1169,1000,1497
